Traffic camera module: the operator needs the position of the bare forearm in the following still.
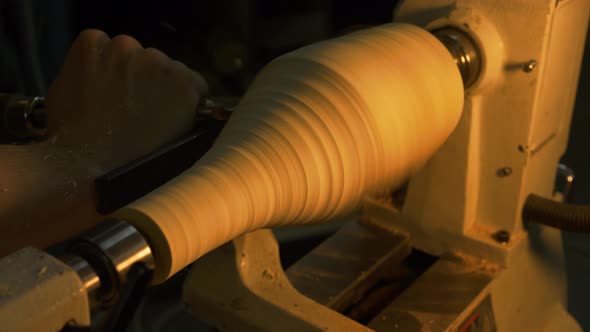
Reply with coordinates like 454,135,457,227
0,143,104,255
0,29,206,255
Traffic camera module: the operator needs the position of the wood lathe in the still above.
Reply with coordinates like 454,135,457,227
0,0,589,331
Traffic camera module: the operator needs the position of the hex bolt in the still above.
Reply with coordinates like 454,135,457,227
492,230,511,244
496,167,512,177
522,59,537,73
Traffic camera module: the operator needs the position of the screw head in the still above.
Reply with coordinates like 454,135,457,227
496,167,512,177
522,59,537,73
492,230,510,244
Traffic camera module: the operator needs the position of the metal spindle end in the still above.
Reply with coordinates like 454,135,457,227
433,27,482,89
63,219,154,309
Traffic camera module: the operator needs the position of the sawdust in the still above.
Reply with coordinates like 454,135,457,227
37,266,48,279
443,251,501,275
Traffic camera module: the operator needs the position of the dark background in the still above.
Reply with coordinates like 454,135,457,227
0,0,589,329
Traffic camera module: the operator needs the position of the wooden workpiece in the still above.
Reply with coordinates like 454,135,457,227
115,23,464,283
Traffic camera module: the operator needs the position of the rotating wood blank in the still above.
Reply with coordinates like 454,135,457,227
115,23,464,283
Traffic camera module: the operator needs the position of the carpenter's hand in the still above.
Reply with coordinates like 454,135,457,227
0,30,207,255
46,29,207,169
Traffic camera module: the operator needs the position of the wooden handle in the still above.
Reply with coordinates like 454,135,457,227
115,23,464,283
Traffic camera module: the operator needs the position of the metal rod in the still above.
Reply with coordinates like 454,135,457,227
434,28,482,89
60,254,102,309
66,219,154,309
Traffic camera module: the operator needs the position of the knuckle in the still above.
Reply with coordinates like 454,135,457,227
143,47,171,65
76,29,108,44
62,29,109,74
109,35,142,56
73,29,110,53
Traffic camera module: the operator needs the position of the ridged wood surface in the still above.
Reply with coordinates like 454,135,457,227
115,23,464,283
